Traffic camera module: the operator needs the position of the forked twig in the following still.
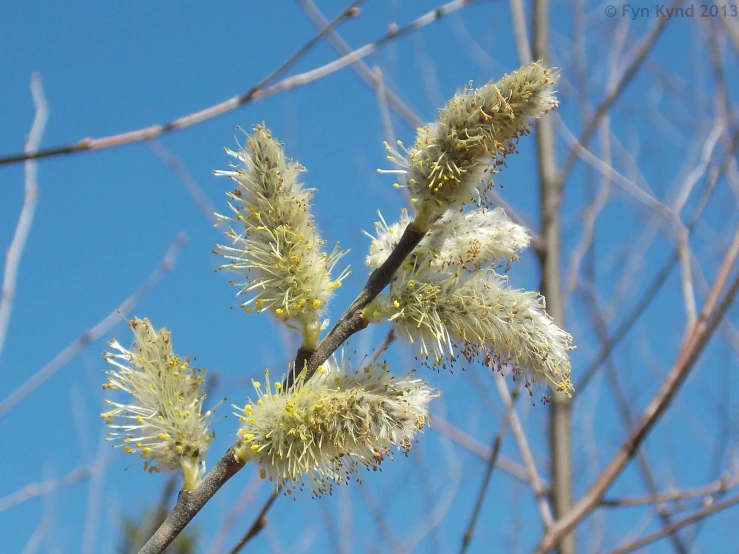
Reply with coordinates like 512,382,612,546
535,225,739,551
0,0,472,168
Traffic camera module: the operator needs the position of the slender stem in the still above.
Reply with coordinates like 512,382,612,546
532,1,573,551
286,222,426,387
0,74,48,364
0,0,472,167
604,494,739,554
534,228,739,552
138,449,246,554
459,386,520,554
226,492,280,554
143,213,427,553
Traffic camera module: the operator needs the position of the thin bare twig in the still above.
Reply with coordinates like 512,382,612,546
147,141,216,223
535,224,739,552
556,0,684,189
604,494,739,554
459,384,519,554
509,0,531,65
599,473,738,508
0,234,186,418
369,328,396,365
494,373,553,527
373,67,397,147
576,127,739,390
0,0,472,168
0,466,89,513
564,111,612,295
0,74,48,364
20,517,50,554
227,491,280,554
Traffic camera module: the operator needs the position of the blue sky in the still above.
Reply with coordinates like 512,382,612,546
1,1,738,553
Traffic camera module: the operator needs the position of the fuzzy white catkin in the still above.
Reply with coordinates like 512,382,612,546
365,270,573,395
367,61,572,396
234,358,438,497
101,318,218,490
366,207,530,270
214,125,348,348
383,61,559,227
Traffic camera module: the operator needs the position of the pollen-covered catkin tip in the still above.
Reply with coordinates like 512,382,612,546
382,61,559,226
101,317,218,490
234,359,438,497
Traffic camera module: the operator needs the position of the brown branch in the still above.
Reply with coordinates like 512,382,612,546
0,0,471,168
576,127,739,390
459,385,519,554
604,494,739,554
531,1,572,552
226,491,280,554
556,0,684,189
534,225,739,552
0,2,361,167
139,448,246,554
599,474,737,508
287,222,426,387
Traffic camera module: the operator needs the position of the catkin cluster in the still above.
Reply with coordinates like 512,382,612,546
101,61,572,497
367,61,573,395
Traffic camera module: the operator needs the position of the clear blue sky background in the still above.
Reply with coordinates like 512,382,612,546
1,1,738,553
